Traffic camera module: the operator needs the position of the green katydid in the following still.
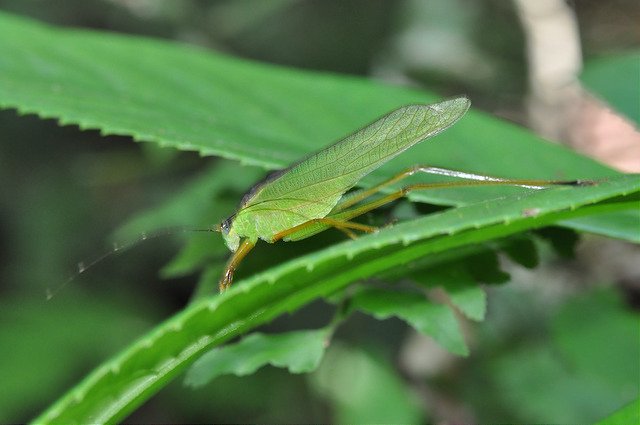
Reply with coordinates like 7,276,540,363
53,96,591,299
211,96,590,291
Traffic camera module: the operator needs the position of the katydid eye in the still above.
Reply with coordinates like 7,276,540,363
220,218,232,234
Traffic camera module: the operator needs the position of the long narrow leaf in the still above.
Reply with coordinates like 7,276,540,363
34,176,640,424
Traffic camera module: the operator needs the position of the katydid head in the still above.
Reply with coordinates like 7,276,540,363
219,216,240,252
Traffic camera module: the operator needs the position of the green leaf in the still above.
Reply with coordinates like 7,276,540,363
488,287,639,423
466,250,510,284
0,12,629,212
189,265,226,302
534,226,581,257
161,235,226,279
350,288,468,356
501,236,539,269
581,51,640,125
596,399,640,425
0,11,435,170
412,266,487,322
310,344,422,424
184,329,329,387
491,343,621,423
115,161,263,240
0,292,155,423
562,208,640,243
32,175,640,424
551,289,640,392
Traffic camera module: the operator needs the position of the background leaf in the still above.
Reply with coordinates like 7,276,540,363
0,292,156,423
0,13,620,179
596,398,640,425
551,289,640,391
310,344,422,424
484,288,638,423
412,266,487,322
349,287,468,356
185,329,329,387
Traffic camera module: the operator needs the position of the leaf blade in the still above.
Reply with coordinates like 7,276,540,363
33,175,640,424
350,288,468,356
184,329,329,387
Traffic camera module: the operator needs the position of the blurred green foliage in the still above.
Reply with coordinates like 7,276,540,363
0,1,638,423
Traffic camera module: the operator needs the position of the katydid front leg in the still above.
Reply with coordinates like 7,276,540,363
219,239,255,291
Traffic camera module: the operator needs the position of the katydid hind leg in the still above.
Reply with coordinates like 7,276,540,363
333,166,420,212
405,165,593,188
333,164,593,213
323,171,596,232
